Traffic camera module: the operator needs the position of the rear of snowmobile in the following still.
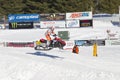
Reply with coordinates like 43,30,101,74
34,40,53,50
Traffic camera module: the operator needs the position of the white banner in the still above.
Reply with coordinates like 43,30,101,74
105,40,120,46
66,11,92,20
63,41,74,50
66,20,79,28
40,21,65,28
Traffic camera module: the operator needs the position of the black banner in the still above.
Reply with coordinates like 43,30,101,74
9,22,33,29
80,20,93,27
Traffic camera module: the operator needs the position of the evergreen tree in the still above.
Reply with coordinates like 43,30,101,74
0,0,120,15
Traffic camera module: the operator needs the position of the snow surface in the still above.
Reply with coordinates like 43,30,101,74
0,20,120,80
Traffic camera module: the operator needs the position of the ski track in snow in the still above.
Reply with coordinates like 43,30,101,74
0,21,120,80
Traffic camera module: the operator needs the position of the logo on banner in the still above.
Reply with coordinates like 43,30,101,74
68,20,78,27
69,12,89,18
8,14,40,22
43,21,55,25
11,22,17,28
9,16,15,21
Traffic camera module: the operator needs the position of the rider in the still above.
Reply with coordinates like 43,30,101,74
45,26,56,46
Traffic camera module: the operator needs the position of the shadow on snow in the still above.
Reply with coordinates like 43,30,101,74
27,51,64,59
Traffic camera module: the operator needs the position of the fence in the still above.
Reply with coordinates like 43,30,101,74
1,42,34,47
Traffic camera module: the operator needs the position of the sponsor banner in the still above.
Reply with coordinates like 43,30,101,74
80,20,93,27
66,11,92,20
8,14,40,22
40,21,65,28
105,40,120,45
66,20,80,28
63,40,74,50
7,42,34,47
75,40,105,46
9,22,33,29
40,13,65,21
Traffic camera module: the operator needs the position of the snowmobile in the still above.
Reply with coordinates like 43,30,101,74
34,35,66,50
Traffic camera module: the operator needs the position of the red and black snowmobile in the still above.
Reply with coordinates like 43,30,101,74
34,35,66,50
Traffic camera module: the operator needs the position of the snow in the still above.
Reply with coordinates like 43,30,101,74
0,20,120,80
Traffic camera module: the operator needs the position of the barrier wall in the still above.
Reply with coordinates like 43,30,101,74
2,39,120,49
2,42,34,47
105,40,120,46
75,40,105,46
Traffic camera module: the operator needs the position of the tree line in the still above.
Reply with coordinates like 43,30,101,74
0,0,120,16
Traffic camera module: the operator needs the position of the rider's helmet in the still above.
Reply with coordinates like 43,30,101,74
49,26,55,31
